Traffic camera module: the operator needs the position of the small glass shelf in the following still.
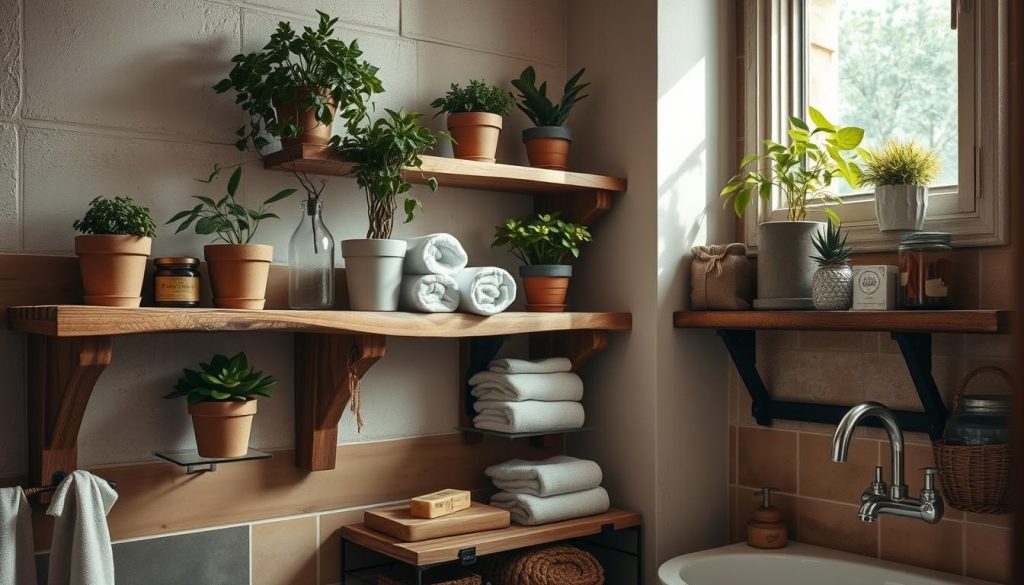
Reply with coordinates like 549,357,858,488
153,448,272,473
456,426,595,440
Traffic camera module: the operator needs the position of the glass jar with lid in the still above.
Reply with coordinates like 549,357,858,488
898,232,953,308
943,394,1011,446
153,257,201,307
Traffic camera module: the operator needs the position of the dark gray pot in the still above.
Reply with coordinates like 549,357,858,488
753,221,826,310
519,264,572,277
522,126,573,143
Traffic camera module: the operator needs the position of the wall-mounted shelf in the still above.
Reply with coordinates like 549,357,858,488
154,448,272,474
674,310,1010,439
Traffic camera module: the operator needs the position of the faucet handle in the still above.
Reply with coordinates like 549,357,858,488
922,467,940,492
867,465,888,496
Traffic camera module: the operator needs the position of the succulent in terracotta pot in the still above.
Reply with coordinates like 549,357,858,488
810,220,854,311
511,66,589,170
73,196,157,307
431,79,515,163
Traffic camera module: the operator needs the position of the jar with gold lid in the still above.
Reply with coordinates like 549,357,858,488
153,257,201,307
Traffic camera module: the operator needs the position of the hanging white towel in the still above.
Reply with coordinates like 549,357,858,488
402,234,469,275
484,456,603,497
0,487,38,585
469,371,584,402
47,471,118,585
472,400,585,434
487,357,573,374
453,267,517,316
399,274,460,313
490,487,610,526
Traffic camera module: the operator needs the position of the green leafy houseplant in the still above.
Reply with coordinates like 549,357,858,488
430,80,515,117
164,352,277,404
511,67,589,127
721,107,865,222
73,196,157,237
811,220,853,266
860,139,941,186
491,213,592,265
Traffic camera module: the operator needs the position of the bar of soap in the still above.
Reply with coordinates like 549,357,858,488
409,489,472,519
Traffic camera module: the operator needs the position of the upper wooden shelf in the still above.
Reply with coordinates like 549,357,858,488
9,306,632,338
673,310,1009,334
340,508,641,567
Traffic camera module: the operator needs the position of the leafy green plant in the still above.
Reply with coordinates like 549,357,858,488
213,10,384,152
860,139,941,186
510,67,589,127
491,213,592,265
166,165,295,244
811,220,853,266
163,352,277,404
73,196,157,238
334,109,442,239
721,108,864,222
431,80,515,117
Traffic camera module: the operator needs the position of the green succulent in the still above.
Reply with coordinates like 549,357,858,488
811,220,853,267
430,80,515,117
73,196,157,238
510,66,589,127
491,212,592,266
164,352,277,404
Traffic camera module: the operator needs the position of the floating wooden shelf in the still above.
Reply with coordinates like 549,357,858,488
673,310,1009,334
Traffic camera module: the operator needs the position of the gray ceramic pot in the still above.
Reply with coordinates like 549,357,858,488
522,126,573,142
754,221,826,310
519,264,572,277
812,264,853,310
341,239,408,311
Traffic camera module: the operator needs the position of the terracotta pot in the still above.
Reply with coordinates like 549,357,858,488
74,235,152,307
204,244,273,310
273,86,337,148
447,112,503,163
520,264,572,312
188,400,257,458
523,126,573,170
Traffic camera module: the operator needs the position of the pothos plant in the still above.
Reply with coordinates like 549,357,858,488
721,107,864,223
491,213,592,266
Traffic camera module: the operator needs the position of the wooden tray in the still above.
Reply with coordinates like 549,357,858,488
364,502,511,542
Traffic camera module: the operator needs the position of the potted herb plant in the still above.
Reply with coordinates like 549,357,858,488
335,109,442,311
73,196,156,307
810,221,854,310
164,352,276,458
861,139,941,232
491,213,592,312
510,67,589,170
431,79,515,163
720,108,863,310
167,165,295,309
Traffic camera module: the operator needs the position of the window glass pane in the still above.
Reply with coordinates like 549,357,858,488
807,0,958,190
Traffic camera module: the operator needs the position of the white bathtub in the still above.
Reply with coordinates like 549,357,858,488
658,542,996,585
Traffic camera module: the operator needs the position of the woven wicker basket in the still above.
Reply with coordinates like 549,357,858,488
932,366,1011,514
377,568,481,585
477,544,604,585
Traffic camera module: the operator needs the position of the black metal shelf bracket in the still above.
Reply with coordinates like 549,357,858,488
719,329,949,440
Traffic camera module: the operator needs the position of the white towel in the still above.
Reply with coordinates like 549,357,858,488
469,372,584,402
484,456,603,497
399,274,460,313
488,357,573,374
490,487,610,526
403,234,468,275
0,488,37,585
47,471,118,585
454,267,517,316
472,400,585,434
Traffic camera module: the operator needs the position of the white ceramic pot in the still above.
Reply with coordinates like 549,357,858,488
812,264,853,310
341,239,408,311
754,221,825,310
875,184,927,232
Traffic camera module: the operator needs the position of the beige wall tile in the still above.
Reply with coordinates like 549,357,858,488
737,427,797,493
799,331,878,352
761,350,865,404
0,0,18,118
880,517,963,575
796,497,878,557
978,246,1013,309
252,516,319,585
862,353,963,411
799,432,879,503
961,334,1012,358
0,123,17,250
964,524,1013,584
965,511,1012,528
319,509,368,585
246,0,400,32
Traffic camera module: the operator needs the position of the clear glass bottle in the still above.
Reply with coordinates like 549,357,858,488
288,198,335,309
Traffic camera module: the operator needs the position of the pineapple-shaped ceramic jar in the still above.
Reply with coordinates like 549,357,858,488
810,221,853,310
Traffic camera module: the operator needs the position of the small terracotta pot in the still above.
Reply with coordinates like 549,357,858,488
188,400,257,458
520,265,572,312
523,126,573,170
447,112,503,163
273,86,337,148
74,235,152,307
204,244,273,310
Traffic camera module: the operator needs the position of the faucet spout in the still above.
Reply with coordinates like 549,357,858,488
831,401,907,499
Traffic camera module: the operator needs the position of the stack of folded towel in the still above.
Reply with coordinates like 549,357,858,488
469,357,585,434
486,456,610,526
400,233,517,316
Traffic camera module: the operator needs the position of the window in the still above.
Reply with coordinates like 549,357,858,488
738,0,1006,252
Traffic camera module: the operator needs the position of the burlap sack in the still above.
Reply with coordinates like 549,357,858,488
690,243,753,310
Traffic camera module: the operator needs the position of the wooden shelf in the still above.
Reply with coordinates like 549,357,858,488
673,310,1008,334
340,509,641,567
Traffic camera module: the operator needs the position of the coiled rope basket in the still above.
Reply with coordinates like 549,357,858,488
478,544,605,585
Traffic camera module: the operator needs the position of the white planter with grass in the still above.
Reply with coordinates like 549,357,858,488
874,184,928,232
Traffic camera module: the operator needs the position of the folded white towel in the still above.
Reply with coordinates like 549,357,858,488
472,400,585,434
399,273,460,313
490,487,610,526
0,487,37,585
47,471,118,585
454,267,517,316
469,371,583,402
403,233,468,275
488,357,573,374
484,456,603,497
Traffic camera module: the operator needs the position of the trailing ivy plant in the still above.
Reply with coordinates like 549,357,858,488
491,213,592,266
166,165,295,244
73,196,157,238
511,66,589,127
430,80,516,117
720,107,864,222
860,139,941,187
164,352,277,404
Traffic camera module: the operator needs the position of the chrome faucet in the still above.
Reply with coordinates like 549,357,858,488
831,401,943,524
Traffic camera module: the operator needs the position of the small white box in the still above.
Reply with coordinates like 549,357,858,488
852,265,898,310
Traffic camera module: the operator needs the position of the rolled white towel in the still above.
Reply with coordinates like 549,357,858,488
0,487,37,585
403,233,468,275
490,487,610,526
399,274,460,313
454,267,517,316
488,357,573,374
472,400,584,434
485,456,603,497
469,371,583,402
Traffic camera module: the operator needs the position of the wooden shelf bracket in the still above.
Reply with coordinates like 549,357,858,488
535,190,612,226
295,333,386,471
